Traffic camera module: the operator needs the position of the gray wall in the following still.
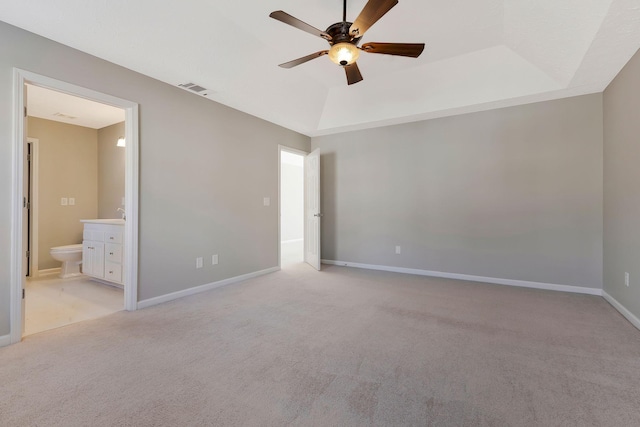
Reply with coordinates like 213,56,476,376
603,48,640,319
27,117,99,270
0,21,310,336
312,94,603,289
98,121,125,219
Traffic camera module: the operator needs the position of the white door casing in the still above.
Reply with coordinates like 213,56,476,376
21,83,27,335
10,68,140,344
304,148,321,270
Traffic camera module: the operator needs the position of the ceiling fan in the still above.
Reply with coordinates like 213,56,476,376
270,0,425,85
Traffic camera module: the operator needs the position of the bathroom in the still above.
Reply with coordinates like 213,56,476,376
25,84,126,336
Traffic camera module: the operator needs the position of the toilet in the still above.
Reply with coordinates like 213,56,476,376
50,244,83,278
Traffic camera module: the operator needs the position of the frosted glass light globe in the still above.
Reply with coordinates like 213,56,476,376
328,43,360,66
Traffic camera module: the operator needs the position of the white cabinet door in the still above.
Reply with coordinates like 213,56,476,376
82,241,105,278
82,241,93,276
93,243,105,278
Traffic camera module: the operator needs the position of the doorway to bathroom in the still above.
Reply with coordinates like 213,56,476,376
10,70,140,344
24,85,126,336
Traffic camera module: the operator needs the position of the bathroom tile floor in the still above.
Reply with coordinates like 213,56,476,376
24,275,123,336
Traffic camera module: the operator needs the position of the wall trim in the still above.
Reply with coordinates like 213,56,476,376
602,291,640,331
0,334,11,348
137,267,279,309
321,259,603,296
37,268,61,277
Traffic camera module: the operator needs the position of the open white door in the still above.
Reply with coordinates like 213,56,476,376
304,148,321,270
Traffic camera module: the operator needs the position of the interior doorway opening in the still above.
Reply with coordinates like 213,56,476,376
23,84,126,336
280,149,305,266
10,69,139,345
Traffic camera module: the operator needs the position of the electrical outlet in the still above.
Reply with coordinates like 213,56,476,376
212,254,219,265
196,257,203,269
263,197,270,206
625,272,630,287
395,246,401,254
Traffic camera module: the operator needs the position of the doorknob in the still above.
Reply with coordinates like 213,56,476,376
314,213,324,217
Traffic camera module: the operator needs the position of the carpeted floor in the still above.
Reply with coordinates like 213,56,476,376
1,263,639,426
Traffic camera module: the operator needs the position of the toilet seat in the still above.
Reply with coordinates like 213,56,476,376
50,243,83,253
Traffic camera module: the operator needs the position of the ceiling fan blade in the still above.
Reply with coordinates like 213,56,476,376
361,42,425,58
349,0,399,37
344,63,364,85
279,51,329,69
269,11,332,41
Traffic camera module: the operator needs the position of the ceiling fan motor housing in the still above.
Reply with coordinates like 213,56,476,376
326,22,361,46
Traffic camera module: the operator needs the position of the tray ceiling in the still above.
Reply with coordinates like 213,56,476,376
2,0,640,136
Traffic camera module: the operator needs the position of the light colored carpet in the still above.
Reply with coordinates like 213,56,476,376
1,263,639,426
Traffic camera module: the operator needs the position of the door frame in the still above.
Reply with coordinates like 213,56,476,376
278,145,308,268
27,137,39,279
10,68,140,344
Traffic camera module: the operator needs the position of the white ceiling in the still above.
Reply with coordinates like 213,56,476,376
27,84,125,129
3,0,640,137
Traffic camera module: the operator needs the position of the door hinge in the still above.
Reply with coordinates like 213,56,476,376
23,197,26,208
24,106,27,117
27,153,31,161
26,250,30,258
26,202,31,210
22,289,25,299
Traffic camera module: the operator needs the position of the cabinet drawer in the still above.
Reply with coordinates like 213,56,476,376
84,230,104,242
105,244,122,263
104,262,122,284
104,231,122,244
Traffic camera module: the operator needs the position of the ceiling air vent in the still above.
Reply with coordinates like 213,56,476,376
178,82,211,97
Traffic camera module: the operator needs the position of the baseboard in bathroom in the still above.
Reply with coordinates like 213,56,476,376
37,268,61,278
88,277,124,290
0,334,11,348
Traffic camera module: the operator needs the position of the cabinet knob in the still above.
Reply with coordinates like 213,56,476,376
109,270,113,274
109,252,114,255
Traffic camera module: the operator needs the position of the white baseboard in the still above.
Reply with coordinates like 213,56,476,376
137,267,280,309
0,334,11,348
602,291,640,331
37,268,61,277
321,259,603,296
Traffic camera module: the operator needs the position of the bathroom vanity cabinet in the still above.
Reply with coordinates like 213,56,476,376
81,220,125,286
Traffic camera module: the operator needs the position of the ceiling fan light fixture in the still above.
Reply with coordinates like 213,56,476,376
328,42,360,66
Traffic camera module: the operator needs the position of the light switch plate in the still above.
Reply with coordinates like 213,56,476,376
69,198,75,206
263,197,270,206
61,198,68,206
212,254,219,265
196,257,203,269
